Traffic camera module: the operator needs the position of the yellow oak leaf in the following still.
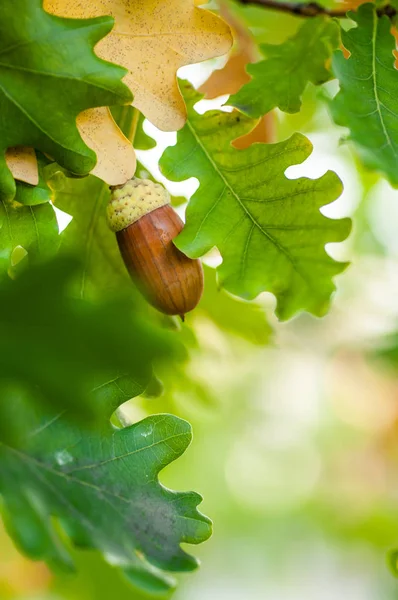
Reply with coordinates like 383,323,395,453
6,148,39,186
77,108,135,186
44,0,233,131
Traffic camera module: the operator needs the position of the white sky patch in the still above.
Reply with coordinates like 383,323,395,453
178,57,227,88
53,205,72,233
194,95,233,113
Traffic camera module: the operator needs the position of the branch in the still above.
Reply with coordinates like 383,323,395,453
236,0,397,18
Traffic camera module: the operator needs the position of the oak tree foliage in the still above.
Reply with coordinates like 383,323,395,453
0,0,396,596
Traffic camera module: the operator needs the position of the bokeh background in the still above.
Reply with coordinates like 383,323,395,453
2,1,398,598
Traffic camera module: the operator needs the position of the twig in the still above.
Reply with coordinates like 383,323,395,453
236,0,396,18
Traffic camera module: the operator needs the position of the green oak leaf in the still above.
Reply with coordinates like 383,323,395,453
0,258,180,437
331,3,398,187
0,399,211,596
0,0,132,201
0,199,59,280
160,82,351,321
229,17,340,117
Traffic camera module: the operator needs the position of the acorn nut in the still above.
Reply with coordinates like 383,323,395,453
108,177,204,317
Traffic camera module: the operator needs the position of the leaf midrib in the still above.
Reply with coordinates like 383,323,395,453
3,429,188,502
371,10,393,153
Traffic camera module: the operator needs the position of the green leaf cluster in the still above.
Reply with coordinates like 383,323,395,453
6,0,398,594
0,400,210,596
0,257,211,596
0,259,182,440
161,82,351,321
0,0,131,201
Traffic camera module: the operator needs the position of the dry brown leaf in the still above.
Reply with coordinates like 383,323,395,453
200,50,251,98
6,148,39,186
44,0,233,131
77,107,135,185
199,1,275,147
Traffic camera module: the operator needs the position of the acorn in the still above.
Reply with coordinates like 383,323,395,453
107,177,203,317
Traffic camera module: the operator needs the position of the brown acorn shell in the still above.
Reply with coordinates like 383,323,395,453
117,204,204,316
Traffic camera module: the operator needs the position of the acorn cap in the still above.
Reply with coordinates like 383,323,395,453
107,177,171,232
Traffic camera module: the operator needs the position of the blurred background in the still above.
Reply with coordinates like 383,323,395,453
2,1,398,598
